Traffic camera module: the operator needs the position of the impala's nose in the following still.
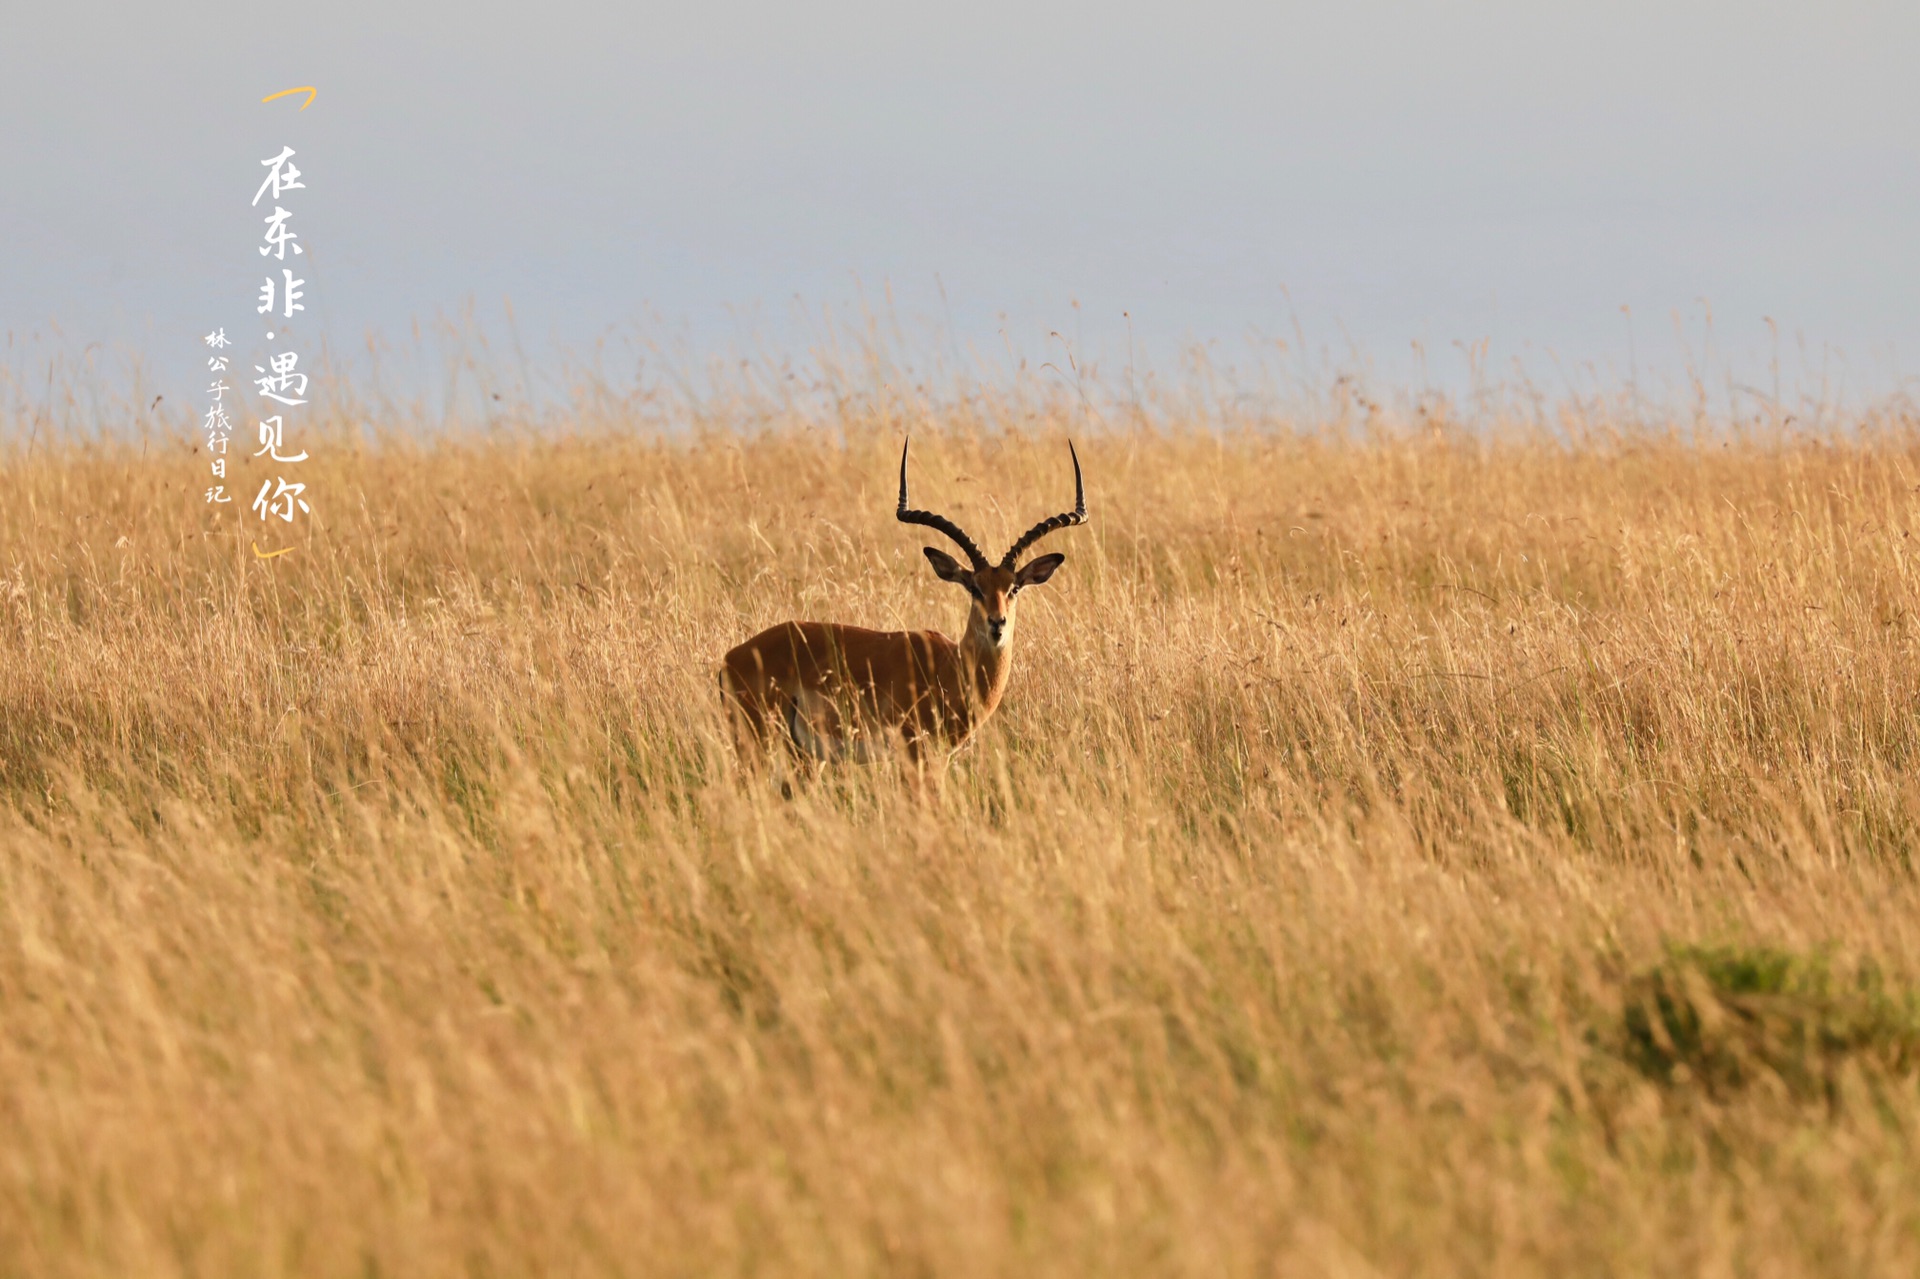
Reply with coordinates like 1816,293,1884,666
988,617,1006,642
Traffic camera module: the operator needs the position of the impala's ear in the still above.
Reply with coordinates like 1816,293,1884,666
923,546,971,583
1015,552,1066,588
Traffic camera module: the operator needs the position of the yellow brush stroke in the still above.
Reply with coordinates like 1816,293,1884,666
252,542,295,560
261,86,317,110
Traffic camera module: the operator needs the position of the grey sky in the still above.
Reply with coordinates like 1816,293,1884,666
3,1,1916,407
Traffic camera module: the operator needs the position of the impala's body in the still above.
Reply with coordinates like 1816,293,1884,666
720,441,1083,768
720,619,992,763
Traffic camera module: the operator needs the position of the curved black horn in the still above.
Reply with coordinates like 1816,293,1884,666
999,441,1087,569
896,437,989,571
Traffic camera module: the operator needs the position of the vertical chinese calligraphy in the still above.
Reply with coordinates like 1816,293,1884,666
202,329,233,503
206,140,316,525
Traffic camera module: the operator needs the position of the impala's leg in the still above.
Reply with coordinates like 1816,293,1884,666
897,726,947,804
778,694,837,798
717,661,777,780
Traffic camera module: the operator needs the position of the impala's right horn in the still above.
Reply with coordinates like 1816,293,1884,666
895,437,990,571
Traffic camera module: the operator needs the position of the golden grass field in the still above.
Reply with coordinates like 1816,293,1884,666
9,383,1920,1276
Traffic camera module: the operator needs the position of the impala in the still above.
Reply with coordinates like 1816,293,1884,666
720,439,1086,769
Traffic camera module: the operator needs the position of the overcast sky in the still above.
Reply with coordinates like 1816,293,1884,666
3,1,1916,407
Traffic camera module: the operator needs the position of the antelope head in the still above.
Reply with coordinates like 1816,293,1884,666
897,439,1086,651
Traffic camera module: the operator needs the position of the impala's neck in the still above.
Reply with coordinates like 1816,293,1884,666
959,602,1015,716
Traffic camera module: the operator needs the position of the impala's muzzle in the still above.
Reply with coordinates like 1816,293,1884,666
987,616,1007,644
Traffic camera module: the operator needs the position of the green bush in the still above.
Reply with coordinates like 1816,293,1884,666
1622,944,1920,1098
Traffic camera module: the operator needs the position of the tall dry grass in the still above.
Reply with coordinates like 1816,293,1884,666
8,385,1920,1276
